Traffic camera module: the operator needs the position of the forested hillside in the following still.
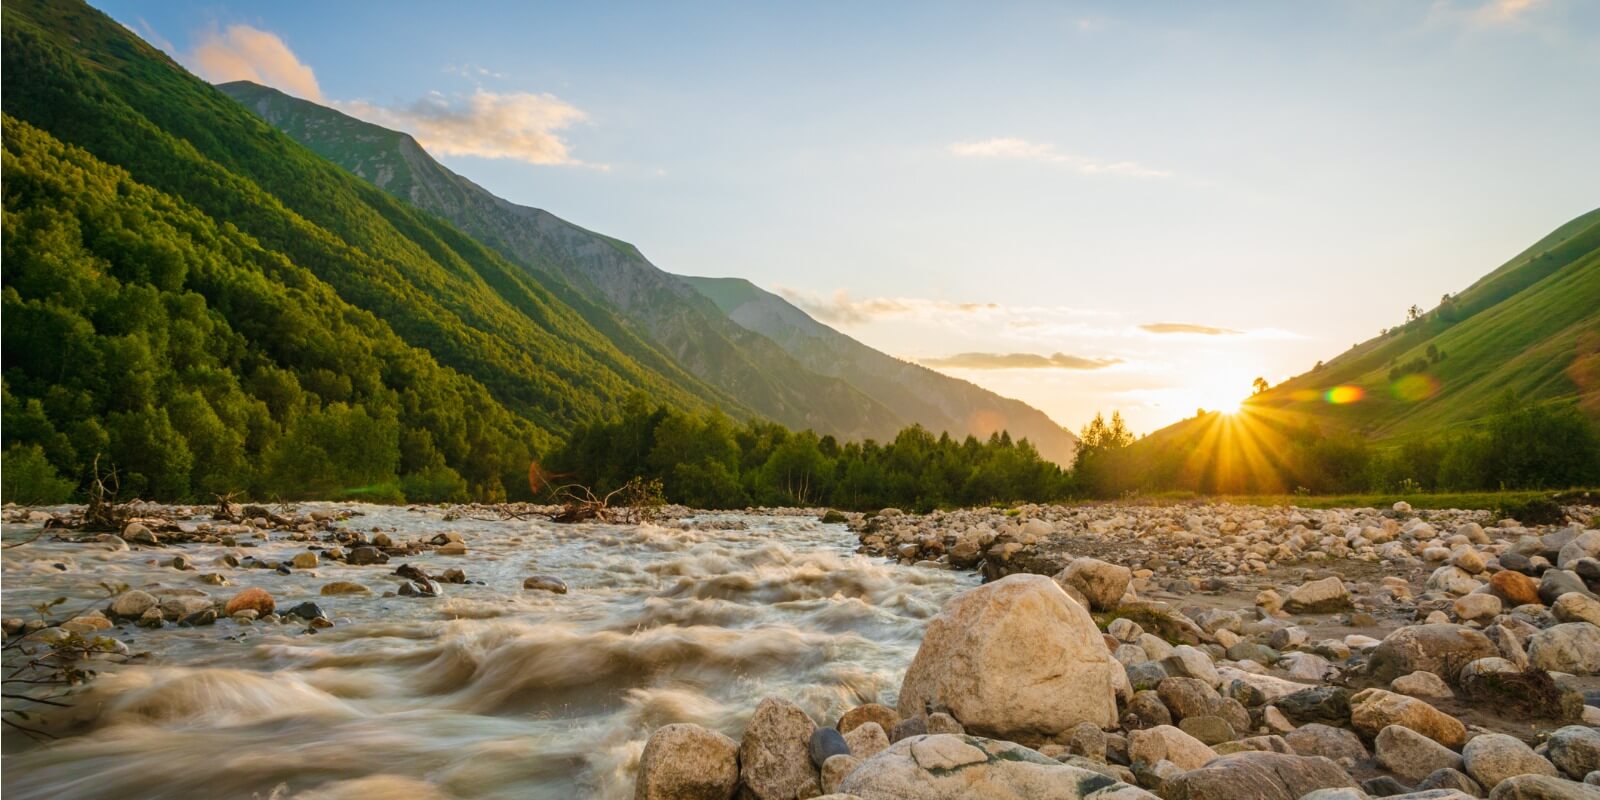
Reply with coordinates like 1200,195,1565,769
0,0,733,502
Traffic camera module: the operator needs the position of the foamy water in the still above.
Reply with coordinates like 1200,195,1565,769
1,506,973,799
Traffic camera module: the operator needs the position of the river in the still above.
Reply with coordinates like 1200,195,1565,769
1,505,974,799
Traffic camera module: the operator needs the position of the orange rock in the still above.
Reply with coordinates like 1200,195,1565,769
1488,571,1540,607
224,587,275,616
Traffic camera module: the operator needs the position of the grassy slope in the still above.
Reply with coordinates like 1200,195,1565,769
1,0,720,443
215,81,909,442
1257,208,1600,441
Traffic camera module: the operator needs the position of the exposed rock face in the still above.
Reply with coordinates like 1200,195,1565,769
1284,577,1352,613
738,698,821,800
897,574,1118,744
1366,624,1498,683
837,734,1158,800
1350,689,1467,748
635,723,739,800
1161,751,1359,800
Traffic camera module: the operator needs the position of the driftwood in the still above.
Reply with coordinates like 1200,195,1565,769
547,478,665,524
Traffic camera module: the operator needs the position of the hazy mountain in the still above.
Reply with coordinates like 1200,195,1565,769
218,81,903,442
682,277,1078,464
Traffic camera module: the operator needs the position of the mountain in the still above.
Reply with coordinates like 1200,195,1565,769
683,277,1079,464
216,81,1077,461
216,81,902,442
1254,207,1600,440
1,0,741,500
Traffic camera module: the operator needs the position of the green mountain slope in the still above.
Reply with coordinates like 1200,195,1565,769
0,0,732,500
216,81,903,442
682,276,1079,465
1257,207,1600,440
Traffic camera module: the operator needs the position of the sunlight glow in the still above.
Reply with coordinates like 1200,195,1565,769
1324,385,1365,405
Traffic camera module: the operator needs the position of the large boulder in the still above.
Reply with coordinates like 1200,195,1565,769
836,734,1157,800
1527,623,1600,675
1376,724,1465,784
1161,751,1359,800
1059,558,1133,612
635,723,739,800
1350,689,1467,748
898,574,1118,744
1545,726,1600,780
1367,624,1499,684
738,698,821,800
1285,577,1353,613
1463,733,1559,791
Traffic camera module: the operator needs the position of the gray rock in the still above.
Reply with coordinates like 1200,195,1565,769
1377,725,1465,785
739,697,821,800
1527,623,1600,675
1158,677,1222,721
1464,734,1559,791
1125,691,1173,729
837,734,1158,799
1539,571,1592,605
109,590,159,619
1162,751,1359,800
810,727,851,769
1546,726,1600,781
1486,774,1600,800
523,575,568,594
1178,715,1237,746
1286,723,1370,763
1366,775,1417,796
1368,625,1499,684
1416,767,1484,797
1275,687,1353,725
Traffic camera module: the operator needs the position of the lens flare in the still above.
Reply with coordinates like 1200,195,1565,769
1290,389,1322,402
1324,385,1364,405
1391,373,1440,402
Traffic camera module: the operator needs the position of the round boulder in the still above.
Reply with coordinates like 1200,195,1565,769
635,722,739,800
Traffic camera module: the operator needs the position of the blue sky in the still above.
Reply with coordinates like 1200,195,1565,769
101,0,1600,434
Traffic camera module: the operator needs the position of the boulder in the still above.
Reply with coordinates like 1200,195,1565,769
1527,623,1600,675
1545,726,1600,781
1487,774,1600,800
1416,768,1485,797
1367,625,1499,684
1539,572,1592,606
1286,723,1370,763
1351,689,1467,748
635,723,739,800
897,574,1117,744
1391,671,1454,700
1377,724,1465,784
1060,558,1133,612
1490,572,1543,607
523,575,568,594
320,581,371,596
224,587,275,617
1463,733,1558,790
1161,751,1359,800
838,703,898,736
738,698,821,800
837,734,1157,800
108,590,159,619
1163,646,1222,688
820,754,860,795
842,722,889,761
1129,725,1218,771
1551,593,1600,627
1285,577,1353,613
811,727,850,769
1454,594,1503,623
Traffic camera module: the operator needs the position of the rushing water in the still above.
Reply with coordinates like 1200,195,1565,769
0,505,973,799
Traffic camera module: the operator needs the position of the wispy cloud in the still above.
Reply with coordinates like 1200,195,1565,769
947,137,1170,178
778,288,998,325
336,91,598,167
1139,322,1242,336
186,24,323,102
1428,0,1546,27
921,352,1124,370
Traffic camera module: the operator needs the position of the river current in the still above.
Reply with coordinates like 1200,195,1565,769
1,505,973,799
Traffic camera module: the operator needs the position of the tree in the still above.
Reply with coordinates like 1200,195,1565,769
1406,304,1423,322
1252,377,1269,395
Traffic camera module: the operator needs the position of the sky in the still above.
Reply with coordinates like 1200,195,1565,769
100,0,1600,436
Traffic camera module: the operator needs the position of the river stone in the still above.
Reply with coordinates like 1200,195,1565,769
1392,671,1454,699
838,703,898,735
1427,566,1483,596
1286,723,1370,763
1527,623,1600,675
1060,558,1132,612
1465,734,1559,790
1158,677,1222,721
320,581,370,596
889,716,926,743
1273,686,1352,725
523,575,568,594
635,722,739,800
1377,724,1465,784
1539,572,1592,606
109,589,159,619
1164,646,1222,688
1178,715,1236,746
1285,577,1353,613
1552,593,1600,627
1416,767,1484,796
836,734,1158,800
897,574,1118,744
820,754,860,795
1546,726,1600,780
1367,624,1499,684
291,552,318,569
1129,725,1218,771
1557,532,1600,570
1352,690,1467,748
1300,791,1369,800
224,587,275,617
738,697,821,800
843,722,889,760
1455,594,1503,623
811,727,850,769
1491,572,1543,607
1162,751,1358,800
1486,774,1600,800
1364,775,1415,796
1125,691,1173,728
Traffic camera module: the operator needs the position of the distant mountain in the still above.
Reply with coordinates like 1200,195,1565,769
682,277,1078,464
220,81,1079,461
1254,207,1600,440
219,80,902,442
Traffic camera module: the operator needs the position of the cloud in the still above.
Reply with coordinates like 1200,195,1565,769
187,24,323,102
947,137,1170,178
1139,322,1243,336
1428,0,1546,27
920,352,1124,370
335,91,596,166
778,288,998,326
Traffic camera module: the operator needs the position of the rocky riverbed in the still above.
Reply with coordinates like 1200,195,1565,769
4,500,1600,800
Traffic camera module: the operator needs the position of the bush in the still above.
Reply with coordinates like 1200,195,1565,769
1,443,76,504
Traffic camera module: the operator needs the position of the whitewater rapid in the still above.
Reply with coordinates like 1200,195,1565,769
0,506,973,799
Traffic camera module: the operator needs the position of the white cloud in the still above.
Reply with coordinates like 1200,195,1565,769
336,91,598,167
187,24,323,102
947,137,1170,178
777,288,999,325
920,352,1124,370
